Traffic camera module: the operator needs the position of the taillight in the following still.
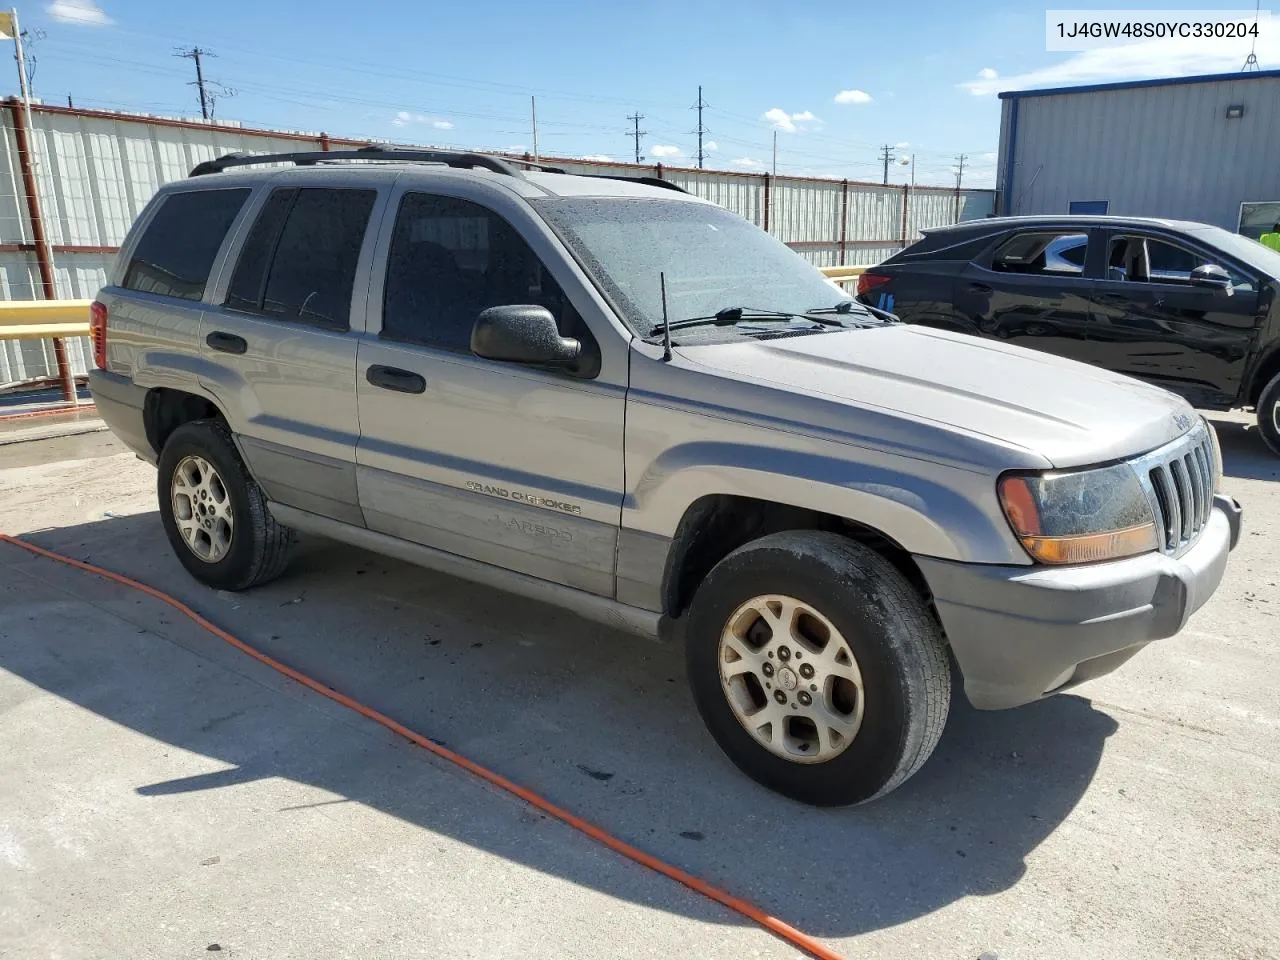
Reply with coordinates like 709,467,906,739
856,272,891,298
90,300,108,369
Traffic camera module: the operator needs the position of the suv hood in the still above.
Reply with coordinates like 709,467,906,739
676,324,1196,469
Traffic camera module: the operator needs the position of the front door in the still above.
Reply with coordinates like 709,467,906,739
354,187,625,596
954,228,1098,363
1087,232,1262,405
199,182,384,526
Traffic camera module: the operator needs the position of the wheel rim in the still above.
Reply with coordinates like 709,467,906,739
717,594,865,764
1272,397,1280,436
171,455,234,563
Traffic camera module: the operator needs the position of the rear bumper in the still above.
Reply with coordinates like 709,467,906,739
916,494,1242,709
87,369,154,463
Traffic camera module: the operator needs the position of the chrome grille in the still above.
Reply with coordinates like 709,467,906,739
1135,423,1217,556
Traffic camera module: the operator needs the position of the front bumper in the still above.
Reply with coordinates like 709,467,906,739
916,494,1242,710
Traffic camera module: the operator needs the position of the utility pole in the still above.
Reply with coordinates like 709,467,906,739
691,85,709,169
880,144,893,185
531,96,539,162
175,47,213,120
626,112,647,164
772,130,777,176
954,153,968,220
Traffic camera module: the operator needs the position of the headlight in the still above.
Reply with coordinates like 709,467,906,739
1204,417,1223,492
998,463,1159,564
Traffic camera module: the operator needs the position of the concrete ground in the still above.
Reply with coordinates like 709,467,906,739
0,415,1277,960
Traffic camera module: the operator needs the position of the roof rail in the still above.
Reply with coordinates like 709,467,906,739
188,144,527,178
581,174,688,194
187,144,691,195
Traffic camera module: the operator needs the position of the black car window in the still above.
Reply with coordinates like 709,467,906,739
991,232,1088,276
1108,235,1255,292
382,192,579,352
224,187,376,330
123,189,249,301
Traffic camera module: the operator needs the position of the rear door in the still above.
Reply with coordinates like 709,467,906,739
199,177,389,525
1087,231,1261,405
353,183,626,596
952,228,1099,363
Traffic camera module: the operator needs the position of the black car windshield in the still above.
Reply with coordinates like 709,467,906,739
532,197,864,338
1188,224,1280,278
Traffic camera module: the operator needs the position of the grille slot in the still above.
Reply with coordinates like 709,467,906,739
1139,426,1216,555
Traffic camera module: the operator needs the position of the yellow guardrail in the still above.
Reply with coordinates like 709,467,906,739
820,265,868,286
0,299,93,340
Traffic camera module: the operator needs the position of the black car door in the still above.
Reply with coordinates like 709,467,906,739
952,228,1099,364
1087,231,1261,406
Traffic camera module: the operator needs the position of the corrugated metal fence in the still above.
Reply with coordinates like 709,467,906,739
0,98,994,385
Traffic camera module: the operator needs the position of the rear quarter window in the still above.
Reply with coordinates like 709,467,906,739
122,189,249,301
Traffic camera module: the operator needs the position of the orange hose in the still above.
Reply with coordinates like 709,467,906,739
0,532,846,960
0,402,96,422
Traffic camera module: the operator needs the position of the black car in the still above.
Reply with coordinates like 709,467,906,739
856,215,1280,455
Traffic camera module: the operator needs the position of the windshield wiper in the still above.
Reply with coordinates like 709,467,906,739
806,300,899,323
649,306,841,339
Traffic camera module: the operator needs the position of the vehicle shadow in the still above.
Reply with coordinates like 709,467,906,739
2,512,1118,940
1205,414,1279,482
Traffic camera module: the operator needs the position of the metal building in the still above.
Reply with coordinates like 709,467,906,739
996,69,1280,233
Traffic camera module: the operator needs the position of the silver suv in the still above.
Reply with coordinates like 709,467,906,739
88,148,1243,805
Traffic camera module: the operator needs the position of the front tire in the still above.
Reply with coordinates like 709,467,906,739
157,419,292,590
1256,372,1280,457
686,531,950,806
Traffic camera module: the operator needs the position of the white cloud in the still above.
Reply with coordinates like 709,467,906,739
960,32,1280,96
704,140,718,151
649,144,681,158
391,111,455,130
895,141,910,148
762,107,821,133
581,154,612,162
47,0,111,24
733,157,763,168
834,88,872,104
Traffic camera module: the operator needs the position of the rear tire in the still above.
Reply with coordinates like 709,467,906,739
157,419,292,590
685,531,950,806
1257,372,1280,457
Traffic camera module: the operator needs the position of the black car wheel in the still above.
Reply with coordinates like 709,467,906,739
1257,372,1280,457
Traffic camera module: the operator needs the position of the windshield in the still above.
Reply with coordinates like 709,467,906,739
1188,224,1280,278
532,197,859,337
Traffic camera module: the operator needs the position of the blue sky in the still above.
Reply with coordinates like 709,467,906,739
17,0,1278,188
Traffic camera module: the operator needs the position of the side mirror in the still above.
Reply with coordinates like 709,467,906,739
1190,263,1233,291
471,305,581,366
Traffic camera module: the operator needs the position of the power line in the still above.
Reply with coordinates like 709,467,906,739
691,85,709,169
626,111,647,163
880,144,893,185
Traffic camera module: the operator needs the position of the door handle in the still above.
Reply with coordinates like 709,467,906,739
366,364,426,394
969,282,993,294
205,331,247,355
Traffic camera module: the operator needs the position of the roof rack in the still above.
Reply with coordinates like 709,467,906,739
188,144,543,178
578,174,687,194
187,143,689,194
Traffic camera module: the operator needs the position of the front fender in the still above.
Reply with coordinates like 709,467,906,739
623,440,1026,565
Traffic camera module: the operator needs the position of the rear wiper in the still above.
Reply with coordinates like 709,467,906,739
649,306,840,339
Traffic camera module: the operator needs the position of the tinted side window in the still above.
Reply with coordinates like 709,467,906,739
123,189,249,301
224,188,376,330
383,193,576,352
991,232,1087,275
225,188,295,313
